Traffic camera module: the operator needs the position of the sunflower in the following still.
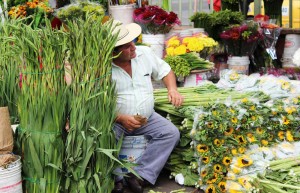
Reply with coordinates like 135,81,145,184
212,110,218,116
282,116,291,125
222,157,232,166
241,98,248,103
232,166,241,174
207,173,218,184
238,177,252,190
206,184,216,193
286,130,294,142
237,156,253,167
256,127,264,135
218,181,226,192
250,105,256,111
229,108,235,114
201,169,208,177
285,107,294,114
207,121,214,128
246,133,256,143
251,116,256,121
238,147,246,154
225,127,234,136
236,135,247,145
268,134,274,141
202,156,210,164
197,144,209,153
272,111,277,115
231,148,238,155
214,139,222,147
213,164,222,173
261,139,268,146
278,131,285,140
281,81,291,90
231,117,238,124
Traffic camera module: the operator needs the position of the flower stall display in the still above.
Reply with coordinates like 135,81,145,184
133,5,180,58
190,95,300,193
8,0,53,28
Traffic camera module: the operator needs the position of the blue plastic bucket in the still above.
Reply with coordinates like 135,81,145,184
119,135,148,173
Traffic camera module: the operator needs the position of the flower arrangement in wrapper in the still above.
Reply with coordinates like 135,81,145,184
254,14,281,60
220,21,263,57
133,5,180,34
8,0,53,28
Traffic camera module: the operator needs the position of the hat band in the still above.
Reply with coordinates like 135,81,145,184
117,29,129,41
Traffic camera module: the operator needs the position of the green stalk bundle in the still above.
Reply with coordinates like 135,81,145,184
11,21,69,193
0,20,20,123
64,17,122,193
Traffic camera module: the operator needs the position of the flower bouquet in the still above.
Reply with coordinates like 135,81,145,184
133,5,180,34
220,21,263,57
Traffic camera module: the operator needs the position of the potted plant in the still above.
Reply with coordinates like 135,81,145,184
133,5,180,58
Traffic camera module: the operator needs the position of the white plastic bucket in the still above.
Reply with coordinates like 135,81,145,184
0,155,22,193
119,135,148,173
227,56,250,75
281,34,300,68
109,4,135,25
142,34,165,58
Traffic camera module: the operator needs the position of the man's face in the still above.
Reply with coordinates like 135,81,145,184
114,41,136,61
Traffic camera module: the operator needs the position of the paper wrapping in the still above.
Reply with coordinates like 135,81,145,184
0,106,13,154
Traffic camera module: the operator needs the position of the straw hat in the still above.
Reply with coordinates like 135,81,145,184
113,20,141,47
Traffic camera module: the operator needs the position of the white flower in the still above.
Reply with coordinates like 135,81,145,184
292,48,300,67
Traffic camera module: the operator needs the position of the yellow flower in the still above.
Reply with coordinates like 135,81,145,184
223,157,232,166
207,173,218,184
250,105,256,111
256,127,264,134
218,181,226,192
225,127,234,136
238,177,252,190
213,164,222,173
231,148,238,155
251,116,256,121
212,110,218,116
238,147,245,154
202,156,210,164
286,130,294,142
268,134,274,141
232,166,241,174
281,81,291,90
231,117,238,124
241,98,248,103
285,107,294,114
229,108,235,114
278,131,285,140
207,122,214,128
229,72,239,81
247,134,256,143
236,135,247,145
206,184,216,193
227,181,243,193
237,156,253,167
282,116,290,125
201,169,208,177
174,45,187,55
292,97,299,104
167,36,180,47
261,139,268,146
214,139,222,147
166,47,175,56
197,144,209,153
272,111,277,115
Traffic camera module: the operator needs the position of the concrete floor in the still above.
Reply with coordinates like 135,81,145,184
124,169,201,193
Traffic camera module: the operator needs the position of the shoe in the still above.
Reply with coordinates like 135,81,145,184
112,181,124,193
124,173,144,193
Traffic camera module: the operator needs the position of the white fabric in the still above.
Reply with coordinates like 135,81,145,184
112,46,171,118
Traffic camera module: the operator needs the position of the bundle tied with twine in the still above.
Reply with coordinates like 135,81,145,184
0,106,13,155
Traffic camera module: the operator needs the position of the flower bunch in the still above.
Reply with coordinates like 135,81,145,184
133,5,180,34
8,0,53,28
165,34,218,56
191,95,300,192
220,21,263,56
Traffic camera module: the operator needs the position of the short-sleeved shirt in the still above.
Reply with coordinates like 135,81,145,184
112,46,171,118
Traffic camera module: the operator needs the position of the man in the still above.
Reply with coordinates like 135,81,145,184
111,21,183,193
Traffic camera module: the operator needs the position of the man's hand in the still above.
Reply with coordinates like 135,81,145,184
168,89,184,107
116,114,143,132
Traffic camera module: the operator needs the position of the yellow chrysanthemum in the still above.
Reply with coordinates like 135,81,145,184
223,157,232,166
225,127,234,136
231,117,238,124
278,131,285,140
213,164,222,173
202,156,210,164
166,47,175,56
241,98,248,103
197,144,209,153
286,130,294,142
237,156,253,167
282,116,290,125
218,181,226,193
214,139,222,147
174,45,187,55
231,148,238,155
256,127,263,134
167,36,180,47
250,105,256,111
261,139,268,146
206,184,216,193
238,147,246,154
186,38,204,52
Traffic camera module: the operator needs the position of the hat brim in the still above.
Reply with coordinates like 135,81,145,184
115,23,141,47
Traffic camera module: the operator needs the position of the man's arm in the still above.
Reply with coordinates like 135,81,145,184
162,70,184,107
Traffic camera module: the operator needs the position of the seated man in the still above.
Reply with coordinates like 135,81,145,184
111,22,184,193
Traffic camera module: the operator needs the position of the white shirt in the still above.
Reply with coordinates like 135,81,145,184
112,46,171,118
